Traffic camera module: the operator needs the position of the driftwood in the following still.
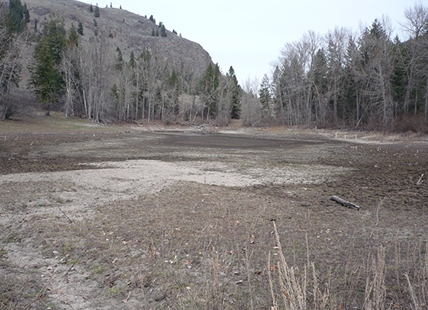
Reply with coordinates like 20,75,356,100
331,196,360,210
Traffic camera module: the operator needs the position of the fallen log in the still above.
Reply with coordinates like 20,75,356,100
330,196,360,210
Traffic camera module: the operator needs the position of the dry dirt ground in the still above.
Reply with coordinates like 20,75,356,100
1,114,428,309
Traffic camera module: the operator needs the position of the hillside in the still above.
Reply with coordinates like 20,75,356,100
3,0,244,125
24,0,212,77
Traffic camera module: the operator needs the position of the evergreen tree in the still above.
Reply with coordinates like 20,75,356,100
166,70,180,115
110,82,120,113
359,19,395,129
29,19,67,115
77,21,84,36
94,4,100,17
159,23,167,37
89,4,93,12
149,15,156,24
343,36,361,125
68,24,79,47
259,74,271,118
311,48,328,123
115,47,123,70
129,50,136,68
391,37,408,114
23,3,29,23
228,66,242,119
8,0,30,32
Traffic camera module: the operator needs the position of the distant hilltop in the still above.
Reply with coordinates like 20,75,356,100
25,0,212,77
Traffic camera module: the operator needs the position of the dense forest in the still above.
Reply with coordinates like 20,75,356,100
1,1,428,133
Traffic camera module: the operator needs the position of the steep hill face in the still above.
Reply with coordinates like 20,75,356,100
24,0,212,77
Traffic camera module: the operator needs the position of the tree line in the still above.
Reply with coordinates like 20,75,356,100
257,3,428,132
0,1,243,124
1,1,428,133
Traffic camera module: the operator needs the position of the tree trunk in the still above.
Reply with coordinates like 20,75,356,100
425,78,428,121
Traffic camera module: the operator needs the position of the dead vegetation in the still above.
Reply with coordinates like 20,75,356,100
0,117,428,309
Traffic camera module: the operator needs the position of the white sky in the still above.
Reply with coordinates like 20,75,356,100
80,0,414,85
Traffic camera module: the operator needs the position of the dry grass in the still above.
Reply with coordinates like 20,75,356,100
269,221,427,310
2,181,427,309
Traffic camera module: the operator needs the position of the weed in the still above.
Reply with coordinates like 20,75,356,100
91,264,105,274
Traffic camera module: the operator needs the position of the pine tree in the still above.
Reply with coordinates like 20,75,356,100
77,21,84,36
23,3,29,23
259,74,271,118
159,23,167,37
68,24,79,47
166,70,180,115
8,0,30,32
115,47,123,70
129,50,136,68
228,66,241,119
391,37,407,114
94,4,100,17
29,19,67,115
311,48,328,123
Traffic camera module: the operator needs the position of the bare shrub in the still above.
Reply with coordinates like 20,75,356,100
392,115,428,134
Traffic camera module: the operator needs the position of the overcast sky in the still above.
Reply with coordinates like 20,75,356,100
80,0,414,85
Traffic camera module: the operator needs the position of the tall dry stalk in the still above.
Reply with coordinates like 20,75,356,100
270,221,335,310
405,239,428,310
211,246,219,292
405,273,422,310
268,251,278,310
245,246,255,310
363,245,386,310
272,221,307,309
422,241,428,305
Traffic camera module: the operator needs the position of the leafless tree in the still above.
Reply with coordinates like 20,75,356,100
61,44,80,117
78,34,114,122
401,3,428,118
357,17,395,129
112,62,135,121
273,31,320,126
241,77,261,126
0,10,26,119
325,27,348,122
